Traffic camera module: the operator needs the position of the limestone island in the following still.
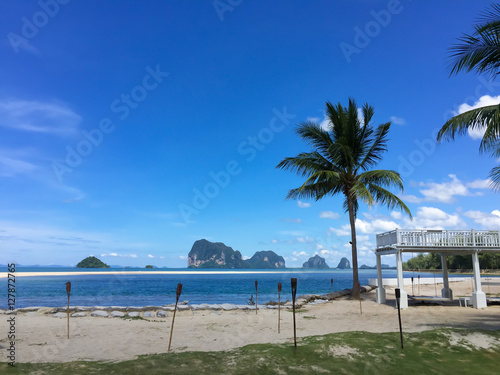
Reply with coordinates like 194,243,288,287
187,239,285,269
336,257,351,269
302,255,329,269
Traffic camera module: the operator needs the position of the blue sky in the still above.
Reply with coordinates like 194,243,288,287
1,0,499,268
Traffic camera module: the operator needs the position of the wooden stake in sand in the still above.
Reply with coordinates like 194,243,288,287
411,277,414,296
330,278,333,298
65,281,71,339
359,286,363,315
255,280,258,314
395,288,404,349
277,282,282,334
168,283,183,352
291,278,297,354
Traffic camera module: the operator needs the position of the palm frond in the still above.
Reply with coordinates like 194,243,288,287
358,169,404,190
367,185,413,219
276,152,337,177
295,122,334,156
357,122,390,172
437,104,500,153
489,165,500,191
448,3,500,78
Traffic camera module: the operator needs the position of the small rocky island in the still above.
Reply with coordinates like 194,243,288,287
76,256,110,268
336,257,351,269
302,255,329,269
188,239,285,269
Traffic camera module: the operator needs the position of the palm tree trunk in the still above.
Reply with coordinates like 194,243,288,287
347,198,361,299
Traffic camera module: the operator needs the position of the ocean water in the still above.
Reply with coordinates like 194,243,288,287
1,267,461,308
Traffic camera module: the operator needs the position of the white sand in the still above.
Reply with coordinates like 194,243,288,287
1,279,499,363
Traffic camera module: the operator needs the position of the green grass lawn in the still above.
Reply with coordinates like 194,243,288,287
2,328,500,374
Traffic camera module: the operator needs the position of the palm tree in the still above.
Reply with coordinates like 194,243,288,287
437,4,500,188
276,98,412,299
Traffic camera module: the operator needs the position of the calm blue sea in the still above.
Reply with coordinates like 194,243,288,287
0,267,466,308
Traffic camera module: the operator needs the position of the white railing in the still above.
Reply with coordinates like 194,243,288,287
376,229,500,249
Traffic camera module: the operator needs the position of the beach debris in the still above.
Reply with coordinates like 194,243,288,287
168,283,183,352
65,281,71,339
359,286,363,315
278,282,282,333
395,288,404,349
247,295,255,305
291,277,298,354
255,280,258,314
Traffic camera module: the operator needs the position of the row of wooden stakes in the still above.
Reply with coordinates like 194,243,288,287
63,278,304,353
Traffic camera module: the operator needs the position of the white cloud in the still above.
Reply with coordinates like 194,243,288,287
242,255,251,260
0,100,82,137
148,254,154,258
271,239,293,244
405,206,466,229
328,226,350,236
296,236,314,244
101,252,138,258
455,95,500,140
390,211,403,220
463,210,500,229
292,251,309,258
466,178,492,189
407,175,492,204
329,218,398,236
357,108,364,124
307,115,331,131
356,218,399,234
319,211,339,219
297,200,311,208
419,174,470,203
390,116,406,125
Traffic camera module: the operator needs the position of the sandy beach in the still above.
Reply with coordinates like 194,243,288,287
2,279,500,364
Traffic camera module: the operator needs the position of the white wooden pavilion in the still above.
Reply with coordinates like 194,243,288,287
374,229,500,309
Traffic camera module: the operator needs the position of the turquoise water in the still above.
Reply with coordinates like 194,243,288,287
1,267,461,308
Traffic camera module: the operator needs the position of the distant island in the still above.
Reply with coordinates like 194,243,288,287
76,256,110,268
360,264,394,270
302,255,329,269
187,239,285,269
337,257,351,269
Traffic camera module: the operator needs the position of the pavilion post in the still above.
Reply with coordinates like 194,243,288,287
440,253,453,300
375,253,386,304
471,251,487,308
395,251,408,309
